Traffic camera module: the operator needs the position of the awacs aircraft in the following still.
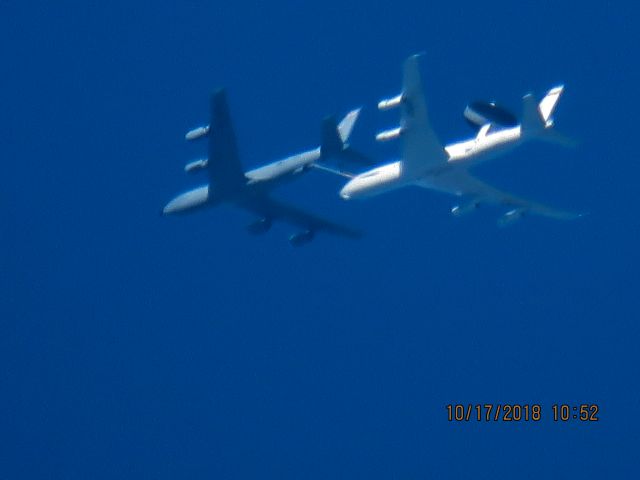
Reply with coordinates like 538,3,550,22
162,89,363,245
339,54,580,226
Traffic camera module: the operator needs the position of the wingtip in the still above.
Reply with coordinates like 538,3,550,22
210,87,228,103
559,211,587,221
405,52,425,67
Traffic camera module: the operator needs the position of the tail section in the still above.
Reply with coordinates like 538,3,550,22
521,85,568,141
538,85,564,125
321,108,361,157
321,108,371,164
320,115,344,158
337,108,360,144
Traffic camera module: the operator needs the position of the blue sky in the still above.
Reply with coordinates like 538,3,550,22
1,1,638,478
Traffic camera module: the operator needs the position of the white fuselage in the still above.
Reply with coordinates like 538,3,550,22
162,148,321,214
340,125,525,199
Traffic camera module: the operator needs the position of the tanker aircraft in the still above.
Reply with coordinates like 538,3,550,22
339,54,580,226
163,89,363,245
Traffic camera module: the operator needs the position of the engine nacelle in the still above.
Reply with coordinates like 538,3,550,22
247,218,272,235
375,127,403,142
497,208,525,227
378,94,404,111
288,229,315,247
185,125,210,141
184,158,209,173
451,201,479,217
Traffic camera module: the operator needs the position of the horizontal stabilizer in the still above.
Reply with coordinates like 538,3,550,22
540,129,579,148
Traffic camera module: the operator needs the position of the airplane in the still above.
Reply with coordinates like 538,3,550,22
162,89,364,246
339,54,581,226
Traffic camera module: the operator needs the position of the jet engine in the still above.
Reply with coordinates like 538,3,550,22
185,125,210,141
497,208,525,227
184,158,208,173
378,94,404,111
464,101,517,130
375,127,403,142
288,230,315,247
451,201,479,217
246,218,272,235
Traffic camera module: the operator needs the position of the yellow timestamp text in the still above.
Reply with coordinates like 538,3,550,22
446,404,600,422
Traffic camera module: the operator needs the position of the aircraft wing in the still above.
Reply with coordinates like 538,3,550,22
399,55,448,172
420,169,581,221
208,89,247,190
236,195,362,238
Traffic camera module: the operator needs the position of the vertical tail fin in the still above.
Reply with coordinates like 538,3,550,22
337,108,361,143
521,85,575,146
319,108,372,166
538,85,564,125
521,85,565,137
521,93,545,136
321,108,361,158
321,116,344,157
